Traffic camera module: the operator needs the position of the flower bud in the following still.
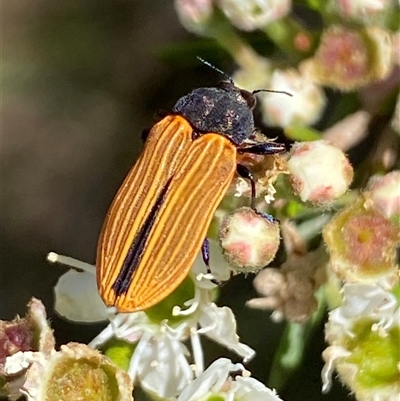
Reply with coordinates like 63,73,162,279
232,60,271,92
328,0,396,24
217,0,291,31
219,207,280,273
260,68,326,128
363,171,400,225
287,140,353,205
174,0,214,35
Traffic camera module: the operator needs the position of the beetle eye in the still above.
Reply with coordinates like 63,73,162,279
217,80,234,91
240,89,257,110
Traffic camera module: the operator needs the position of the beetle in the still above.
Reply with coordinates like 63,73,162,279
96,75,288,313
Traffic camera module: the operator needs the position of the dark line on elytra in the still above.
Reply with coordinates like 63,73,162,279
112,178,172,298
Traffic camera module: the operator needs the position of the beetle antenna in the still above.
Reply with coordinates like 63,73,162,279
196,56,234,84
252,89,293,97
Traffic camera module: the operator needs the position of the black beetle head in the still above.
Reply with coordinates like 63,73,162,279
172,81,257,145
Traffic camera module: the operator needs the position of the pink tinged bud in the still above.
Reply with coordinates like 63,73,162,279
217,0,291,31
364,171,400,224
300,26,393,91
323,198,399,288
261,68,326,128
174,0,213,34
219,207,280,273
287,140,354,205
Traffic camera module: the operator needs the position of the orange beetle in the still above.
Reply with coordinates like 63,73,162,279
96,80,286,312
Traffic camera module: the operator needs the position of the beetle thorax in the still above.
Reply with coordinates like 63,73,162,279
172,84,255,145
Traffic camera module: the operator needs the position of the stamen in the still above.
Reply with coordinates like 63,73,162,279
213,367,231,392
88,324,114,349
173,288,201,316
321,346,351,393
163,320,188,338
47,252,95,274
111,313,144,340
171,338,194,380
190,328,203,376
195,272,214,281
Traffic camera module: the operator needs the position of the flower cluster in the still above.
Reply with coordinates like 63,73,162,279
3,1,399,400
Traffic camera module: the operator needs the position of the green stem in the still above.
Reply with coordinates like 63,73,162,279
267,287,327,390
204,11,267,71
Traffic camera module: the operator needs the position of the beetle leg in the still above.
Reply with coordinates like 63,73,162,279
201,238,226,285
238,142,286,155
201,238,210,272
236,164,256,210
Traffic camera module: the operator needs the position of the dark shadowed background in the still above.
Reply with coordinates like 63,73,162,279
2,1,353,400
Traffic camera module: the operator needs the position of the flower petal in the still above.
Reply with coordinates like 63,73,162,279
54,270,108,322
234,376,283,401
178,358,244,401
199,303,255,362
137,335,193,398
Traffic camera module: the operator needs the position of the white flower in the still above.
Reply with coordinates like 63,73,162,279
325,284,399,341
328,0,395,23
90,311,194,398
178,357,283,401
48,250,255,399
217,0,291,31
89,282,255,398
260,68,326,128
232,60,271,92
322,284,400,399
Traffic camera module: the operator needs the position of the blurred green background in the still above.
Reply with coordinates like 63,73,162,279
2,1,353,400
